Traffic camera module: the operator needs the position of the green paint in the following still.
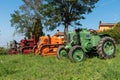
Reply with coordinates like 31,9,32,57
59,49,67,57
103,41,114,55
73,49,84,62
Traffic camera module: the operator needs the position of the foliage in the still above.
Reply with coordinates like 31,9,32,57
10,0,44,40
0,48,8,55
100,22,120,43
10,0,99,40
41,0,99,39
0,44,120,80
32,18,44,42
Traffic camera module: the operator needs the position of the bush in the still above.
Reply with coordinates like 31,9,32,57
0,48,9,55
99,22,120,44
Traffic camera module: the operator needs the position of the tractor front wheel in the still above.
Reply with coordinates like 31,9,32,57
68,45,86,62
56,46,68,59
97,37,116,59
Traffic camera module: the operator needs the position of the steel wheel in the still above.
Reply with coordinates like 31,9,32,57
103,41,114,55
69,45,86,62
56,46,68,59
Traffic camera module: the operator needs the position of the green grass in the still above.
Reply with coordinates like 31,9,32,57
0,45,120,80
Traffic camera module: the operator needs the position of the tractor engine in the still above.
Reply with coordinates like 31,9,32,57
66,28,100,52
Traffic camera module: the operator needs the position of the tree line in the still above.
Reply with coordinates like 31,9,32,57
10,0,99,41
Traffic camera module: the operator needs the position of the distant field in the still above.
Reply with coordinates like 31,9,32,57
0,45,120,80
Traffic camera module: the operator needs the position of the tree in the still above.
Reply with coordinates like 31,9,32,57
10,0,44,41
32,18,44,42
41,0,99,40
100,22,120,43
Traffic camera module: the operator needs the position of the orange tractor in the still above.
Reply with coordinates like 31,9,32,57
33,31,64,56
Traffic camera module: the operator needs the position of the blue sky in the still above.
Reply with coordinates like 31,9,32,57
0,0,120,47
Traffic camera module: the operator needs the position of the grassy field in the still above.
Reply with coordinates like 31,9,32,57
0,45,120,80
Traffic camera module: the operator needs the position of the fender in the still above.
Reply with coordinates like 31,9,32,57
99,34,111,38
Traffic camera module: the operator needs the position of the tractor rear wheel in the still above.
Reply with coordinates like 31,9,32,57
68,45,86,62
56,46,68,59
97,37,116,59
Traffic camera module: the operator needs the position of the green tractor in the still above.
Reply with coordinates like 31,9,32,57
56,28,116,62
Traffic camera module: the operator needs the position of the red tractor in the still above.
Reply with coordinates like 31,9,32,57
9,35,36,54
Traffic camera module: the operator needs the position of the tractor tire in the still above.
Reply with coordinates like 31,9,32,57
56,46,68,60
68,45,86,62
97,37,116,59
